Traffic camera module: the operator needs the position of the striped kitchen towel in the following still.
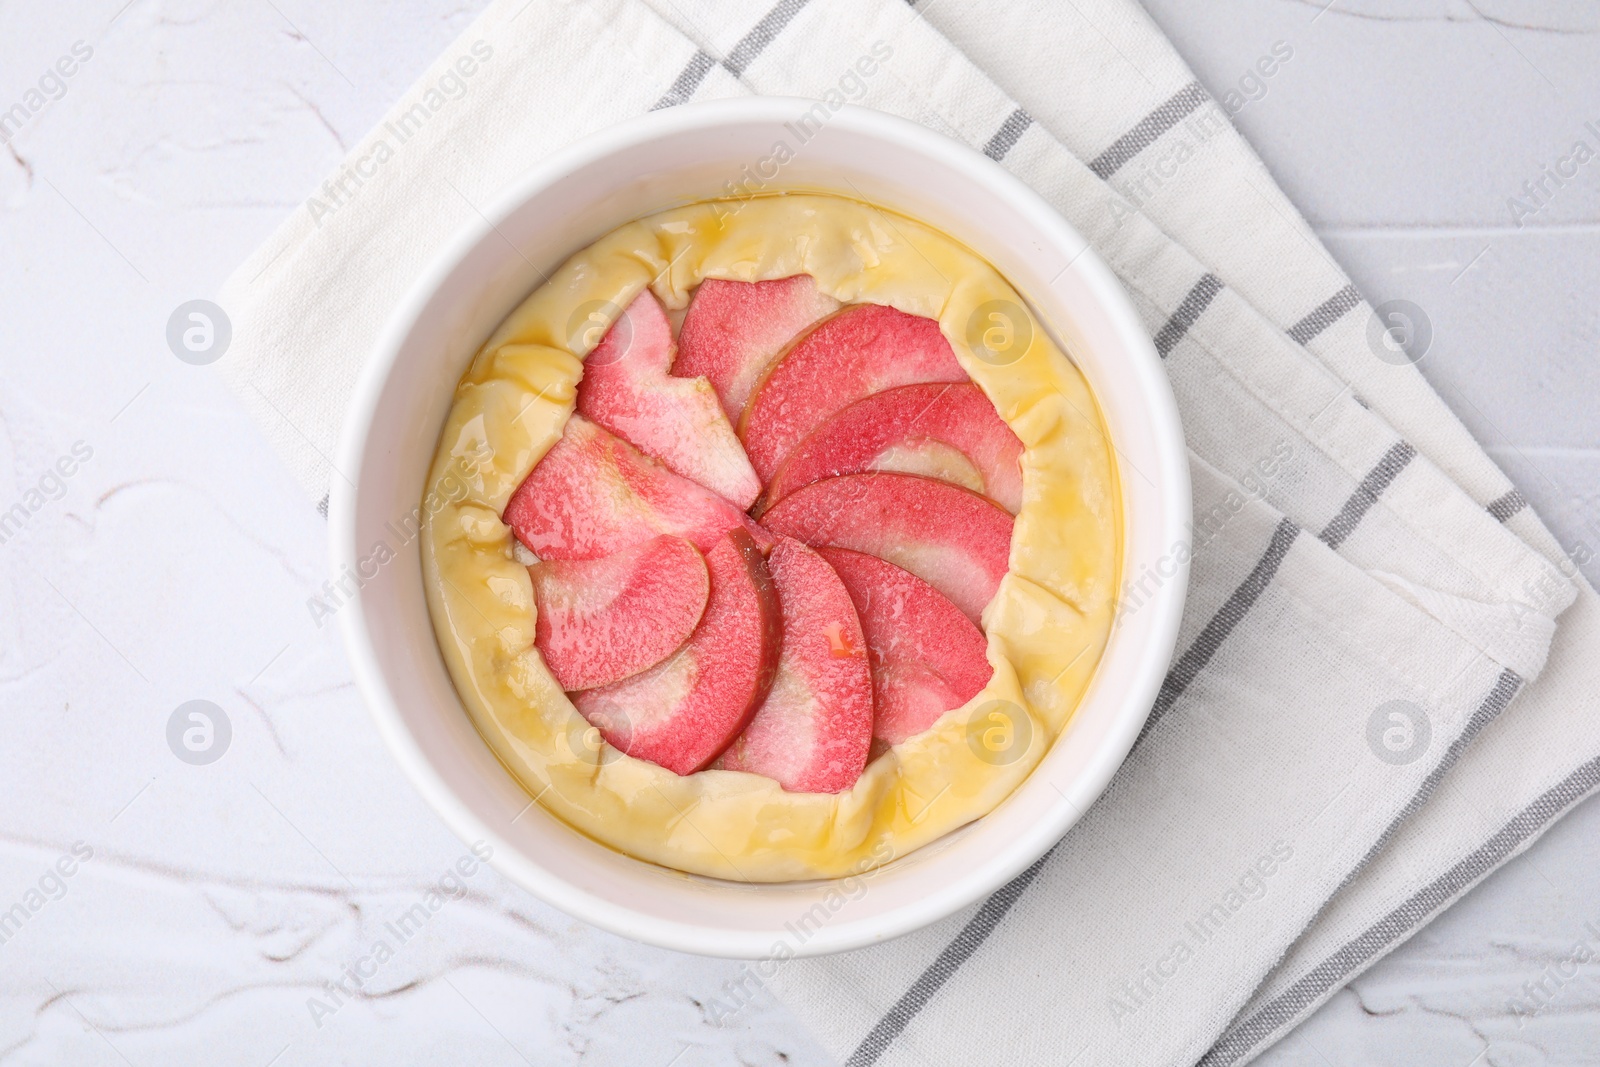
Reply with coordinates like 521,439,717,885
217,0,1600,1064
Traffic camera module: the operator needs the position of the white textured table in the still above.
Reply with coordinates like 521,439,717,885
1,2,1594,1064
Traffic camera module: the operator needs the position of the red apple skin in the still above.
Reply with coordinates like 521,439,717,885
504,415,767,560
739,303,968,482
817,547,992,746
572,529,782,775
716,537,874,794
577,290,760,508
529,535,709,692
761,382,1025,515
673,276,841,424
760,473,1013,624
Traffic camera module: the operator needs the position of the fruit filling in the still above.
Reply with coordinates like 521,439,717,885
572,529,781,776
505,278,1025,793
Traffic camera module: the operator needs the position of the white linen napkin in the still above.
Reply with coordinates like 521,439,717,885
217,1,1600,1064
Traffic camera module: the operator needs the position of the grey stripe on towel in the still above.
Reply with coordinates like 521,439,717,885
1153,273,1223,358
1487,488,1527,523
651,50,717,110
1334,670,1523,901
1145,517,1302,733
651,1,811,109
1288,284,1363,345
724,0,812,76
983,108,1033,162
1318,441,1417,550
1089,82,1210,179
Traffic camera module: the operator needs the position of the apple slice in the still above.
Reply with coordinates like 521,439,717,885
739,303,969,482
673,276,841,423
761,383,1024,515
817,548,992,746
760,473,1013,623
717,537,873,793
504,415,763,561
577,290,760,508
870,664,966,756
529,535,709,692
571,529,782,775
